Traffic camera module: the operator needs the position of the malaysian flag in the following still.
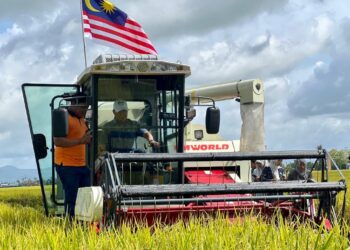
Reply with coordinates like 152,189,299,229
82,0,157,55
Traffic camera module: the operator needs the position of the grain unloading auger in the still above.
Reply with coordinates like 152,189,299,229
21,54,346,228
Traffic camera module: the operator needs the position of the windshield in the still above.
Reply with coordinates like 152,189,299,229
96,75,183,155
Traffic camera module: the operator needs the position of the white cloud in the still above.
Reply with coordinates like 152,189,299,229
0,23,24,48
186,18,332,87
120,0,288,40
288,16,350,117
266,114,350,150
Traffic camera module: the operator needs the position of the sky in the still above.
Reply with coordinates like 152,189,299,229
0,0,350,169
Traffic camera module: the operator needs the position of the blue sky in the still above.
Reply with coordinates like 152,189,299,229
0,0,349,169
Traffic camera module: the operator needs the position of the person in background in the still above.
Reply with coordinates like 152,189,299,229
54,95,92,218
271,159,286,181
261,160,274,182
252,160,264,182
250,160,256,181
287,159,310,180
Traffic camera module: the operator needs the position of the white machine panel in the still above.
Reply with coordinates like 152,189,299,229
75,187,103,222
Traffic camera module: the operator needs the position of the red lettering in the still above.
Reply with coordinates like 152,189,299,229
184,143,231,151
191,145,201,151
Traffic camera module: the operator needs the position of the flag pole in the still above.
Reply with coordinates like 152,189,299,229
80,0,88,68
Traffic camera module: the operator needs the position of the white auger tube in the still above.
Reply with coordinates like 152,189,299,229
186,79,265,152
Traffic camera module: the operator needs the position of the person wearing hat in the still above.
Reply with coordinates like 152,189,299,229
54,94,92,218
270,159,286,181
100,100,159,153
287,159,311,180
252,160,264,182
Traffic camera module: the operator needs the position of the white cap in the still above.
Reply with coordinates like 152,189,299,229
113,100,128,112
255,160,265,166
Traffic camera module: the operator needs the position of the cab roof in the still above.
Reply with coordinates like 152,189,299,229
76,54,191,85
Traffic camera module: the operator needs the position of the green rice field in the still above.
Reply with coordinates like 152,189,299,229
0,171,349,249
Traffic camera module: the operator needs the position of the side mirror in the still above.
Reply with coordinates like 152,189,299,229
52,108,68,137
33,134,48,159
206,107,220,134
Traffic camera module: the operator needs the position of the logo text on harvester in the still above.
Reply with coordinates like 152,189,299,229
184,144,230,151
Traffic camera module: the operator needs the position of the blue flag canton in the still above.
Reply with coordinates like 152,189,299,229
83,0,128,26
110,8,128,26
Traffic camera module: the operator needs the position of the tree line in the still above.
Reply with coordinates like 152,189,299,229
285,149,350,171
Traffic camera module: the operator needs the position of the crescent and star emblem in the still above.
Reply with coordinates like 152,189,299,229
85,0,101,12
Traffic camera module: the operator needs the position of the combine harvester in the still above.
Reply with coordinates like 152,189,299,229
22,54,346,228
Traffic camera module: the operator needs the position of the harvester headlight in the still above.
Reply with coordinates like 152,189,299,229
194,129,204,140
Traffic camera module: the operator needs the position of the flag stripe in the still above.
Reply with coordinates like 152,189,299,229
125,18,142,28
86,36,143,55
85,27,156,54
89,32,150,54
88,23,156,52
83,22,157,54
82,17,152,45
83,14,157,54
83,17,156,54
83,11,149,39
81,9,157,55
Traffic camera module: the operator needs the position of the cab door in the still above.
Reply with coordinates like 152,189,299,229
22,83,78,216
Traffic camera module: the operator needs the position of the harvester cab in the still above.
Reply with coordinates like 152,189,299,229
22,54,215,215
22,54,346,228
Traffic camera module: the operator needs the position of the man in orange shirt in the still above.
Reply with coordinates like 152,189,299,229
54,95,92,218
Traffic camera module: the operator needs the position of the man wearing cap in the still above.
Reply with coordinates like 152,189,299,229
101,100,159,153
54,95,92,218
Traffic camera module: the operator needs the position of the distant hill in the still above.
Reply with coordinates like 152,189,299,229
0,165,38,183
